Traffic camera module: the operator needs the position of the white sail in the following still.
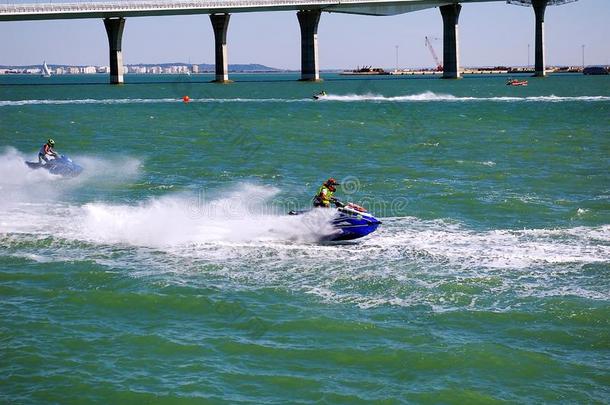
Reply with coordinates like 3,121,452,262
42,61,51,77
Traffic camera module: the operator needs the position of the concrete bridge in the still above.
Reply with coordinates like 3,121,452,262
0,0,577,83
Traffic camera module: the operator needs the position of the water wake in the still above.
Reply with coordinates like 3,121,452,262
319,92,610,103
78,185,335,246
0,97,303,106
1,167,607,266
1,92,609,107
3,182,608,266
0,147,141,205
1,169,608,309
371,217,610,270
0,180,336,247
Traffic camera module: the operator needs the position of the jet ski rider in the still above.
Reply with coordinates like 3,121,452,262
313,178,342,208
38,138,58,163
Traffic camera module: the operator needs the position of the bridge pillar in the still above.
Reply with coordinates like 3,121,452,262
532,0,547,77
440,4,461,79
297,10,322,81
210,13,231,83
103,17,125,85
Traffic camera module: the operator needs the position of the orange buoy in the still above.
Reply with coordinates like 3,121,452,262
182,95,190,103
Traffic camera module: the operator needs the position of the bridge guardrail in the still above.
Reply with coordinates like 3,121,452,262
0,0,357,15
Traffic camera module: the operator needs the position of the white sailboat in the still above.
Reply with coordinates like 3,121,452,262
41,61,51,77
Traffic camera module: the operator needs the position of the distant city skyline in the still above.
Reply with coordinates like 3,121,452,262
0,0,608,69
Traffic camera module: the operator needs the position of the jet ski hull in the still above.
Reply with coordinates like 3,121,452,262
25,155,83,178
25,161,43,170
326,208,381,241
289,205,382,241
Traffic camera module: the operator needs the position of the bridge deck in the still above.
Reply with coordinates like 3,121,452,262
0,0,496,20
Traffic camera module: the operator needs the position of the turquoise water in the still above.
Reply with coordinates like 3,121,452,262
1,73,609,403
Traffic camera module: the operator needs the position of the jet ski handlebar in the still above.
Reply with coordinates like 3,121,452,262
333,199,367,213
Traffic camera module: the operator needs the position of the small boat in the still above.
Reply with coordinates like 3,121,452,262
289,202,382,241
340,66,390,76
506,78,528,86
583,66,609,75
25,155,83,177
41,61,51,77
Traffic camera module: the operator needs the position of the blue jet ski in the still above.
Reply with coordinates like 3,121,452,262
25,155,83,177
289,202,382,241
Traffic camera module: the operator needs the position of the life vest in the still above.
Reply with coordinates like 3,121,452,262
39,143,51,156
316,185,334,206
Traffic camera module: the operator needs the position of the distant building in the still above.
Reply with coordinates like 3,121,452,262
127,66,146,74
192,64,199,74
83,66,97,74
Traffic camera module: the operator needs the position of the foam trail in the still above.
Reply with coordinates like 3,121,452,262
0,98,307,107
68,155,141,186
371,218,610,270
0,98,181,106
321,92,462,102
0,146,70,234
319,92,610,103
1,93,609,107
77,185,336,247
2,181,608,309
0,161,330,246
0,147,57,186
0,147,64,205
167,215,610,309
0,148,141,206
74,194,610,269
2,174,608,266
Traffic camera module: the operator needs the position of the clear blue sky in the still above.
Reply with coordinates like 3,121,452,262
0,0,608,69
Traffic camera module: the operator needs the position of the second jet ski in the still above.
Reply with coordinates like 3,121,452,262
26,155,83,178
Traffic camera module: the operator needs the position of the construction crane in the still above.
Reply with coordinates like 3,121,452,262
425,36,443,71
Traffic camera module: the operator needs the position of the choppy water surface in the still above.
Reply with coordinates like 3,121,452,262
1,73,609,403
